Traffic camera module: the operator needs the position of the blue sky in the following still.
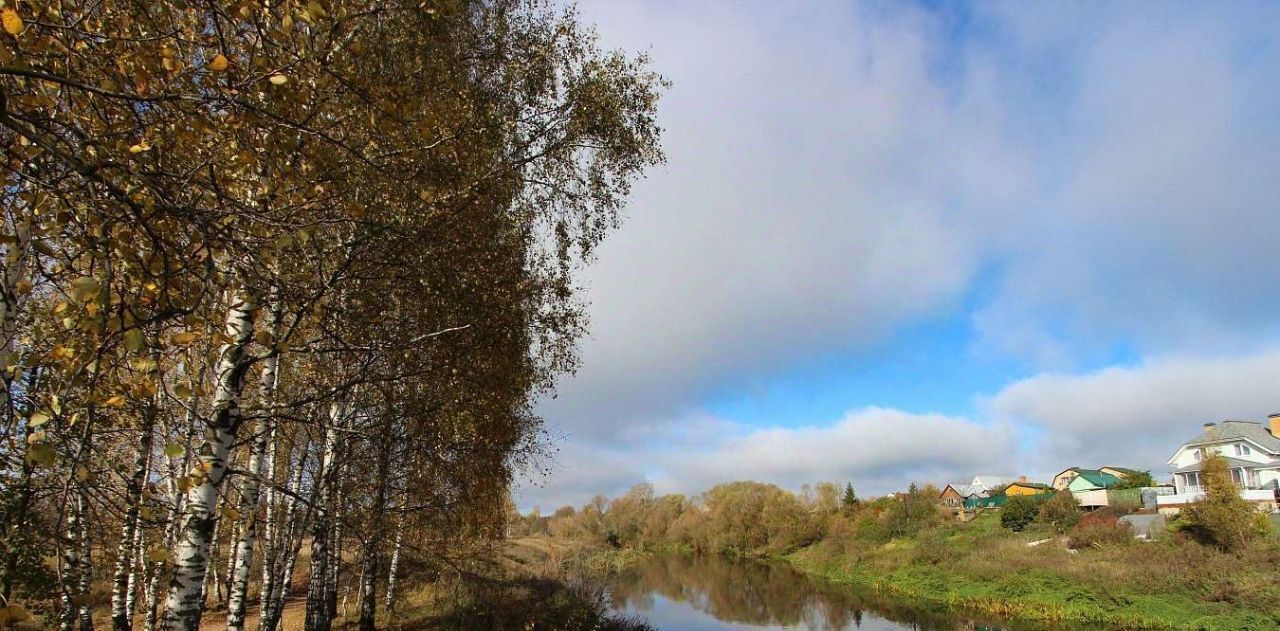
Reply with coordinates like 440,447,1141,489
517,1,1280,510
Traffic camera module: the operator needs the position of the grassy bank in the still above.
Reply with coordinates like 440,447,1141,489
787,512,1280,630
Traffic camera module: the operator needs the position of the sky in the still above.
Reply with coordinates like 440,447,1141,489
515,0,1280,511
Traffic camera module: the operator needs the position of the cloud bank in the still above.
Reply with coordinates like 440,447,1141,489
516,1,1280,509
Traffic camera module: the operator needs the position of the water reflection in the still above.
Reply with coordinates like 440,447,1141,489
604,554,1014,631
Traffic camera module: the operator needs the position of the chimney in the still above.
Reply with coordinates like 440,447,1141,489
1203,422,1216,432
1269,414,1280,439
1019,475,1027,482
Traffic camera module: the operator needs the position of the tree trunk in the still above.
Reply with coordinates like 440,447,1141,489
1,368,40,602
259,437,308,631
227,300,282,631
381,486,407,614
144,373,201,631
160,289,256,631
112,409,155,630
126,524,145,621
304,406,344,631
357,433,391,631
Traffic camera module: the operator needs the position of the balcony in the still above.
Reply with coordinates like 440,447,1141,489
1157,487,1276,508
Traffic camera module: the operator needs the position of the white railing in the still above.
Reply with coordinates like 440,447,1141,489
1158,488,1275,507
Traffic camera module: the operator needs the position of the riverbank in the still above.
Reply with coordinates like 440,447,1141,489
786,512,1280,630
528,511,1280,630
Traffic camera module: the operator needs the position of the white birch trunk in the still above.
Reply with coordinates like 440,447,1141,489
160,289,256,631
76,493,94,631
304,406,345,631
259,439,309,631
111,411,155,630
144,377,200,631
383,486,407,614
226,300,282,631
126,524,145,621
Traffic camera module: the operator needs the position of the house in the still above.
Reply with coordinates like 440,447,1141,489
1005,480,1053,496
1067,471,1124,509
969,475,1018,494
1066,470,1122,492
1156,417,1280,514
939,483,984,509
1053,466,1138,490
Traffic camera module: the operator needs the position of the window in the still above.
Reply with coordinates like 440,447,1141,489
1193,450,1202,461
1234,443,1252,456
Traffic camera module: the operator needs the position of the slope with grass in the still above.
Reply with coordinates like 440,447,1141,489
788,513,1280,630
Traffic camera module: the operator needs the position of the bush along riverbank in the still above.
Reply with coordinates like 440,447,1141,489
510,469,1280,630
787,511,1280,630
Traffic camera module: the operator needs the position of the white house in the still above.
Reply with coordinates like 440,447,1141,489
1158,416,1280,513
969,475,1019,494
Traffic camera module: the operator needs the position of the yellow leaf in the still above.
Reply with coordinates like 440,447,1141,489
75,465,90,481
268,74,288,85
70,276,100,301
209,53,229,72
124,328,146,351
29,411,49,427
129,141,152,154
222,507,240,522
146,548,170,562
171,331,200,344
254,331,272,346
27,443,55,466
103,395,126,407
173,383,191,399
164,443,185,458
2,9,23,36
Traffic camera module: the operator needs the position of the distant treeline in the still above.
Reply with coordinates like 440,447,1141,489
509,481,946,557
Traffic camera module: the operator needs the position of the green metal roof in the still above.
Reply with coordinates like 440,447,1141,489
1073,470,1121,488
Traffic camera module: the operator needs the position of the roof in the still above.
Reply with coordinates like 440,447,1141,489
1007,481,1052,490
971,475,1018,489
1101,466,1141,476
1073,471,1121,488
1182,421,1280,454
1174,456,1274,474
941,483,985,498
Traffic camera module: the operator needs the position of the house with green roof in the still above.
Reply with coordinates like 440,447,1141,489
1066,470,1122,492
1053,466,1140,490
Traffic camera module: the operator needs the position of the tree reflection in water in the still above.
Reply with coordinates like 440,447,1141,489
602,554,1042,631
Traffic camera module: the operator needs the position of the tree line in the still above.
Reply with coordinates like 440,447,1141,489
522,455,1270,562
508,480,947,557
0,1,662,630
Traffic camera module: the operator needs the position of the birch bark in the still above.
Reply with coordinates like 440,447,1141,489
160,289,256,631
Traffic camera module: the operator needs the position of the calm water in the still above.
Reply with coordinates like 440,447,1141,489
603,554,1016,631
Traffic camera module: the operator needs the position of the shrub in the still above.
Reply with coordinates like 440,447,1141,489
885,484,943,537
1035,491,1082,533
1068,520,1133,549
1000,496,1041,531
1180,453,1257,552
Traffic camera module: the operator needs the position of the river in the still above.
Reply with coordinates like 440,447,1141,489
602,553,1027,631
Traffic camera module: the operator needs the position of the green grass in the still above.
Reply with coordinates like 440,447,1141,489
787,513,1280,630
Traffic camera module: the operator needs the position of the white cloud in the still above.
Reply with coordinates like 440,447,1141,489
989,349,1280,471
517,2,1280,508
